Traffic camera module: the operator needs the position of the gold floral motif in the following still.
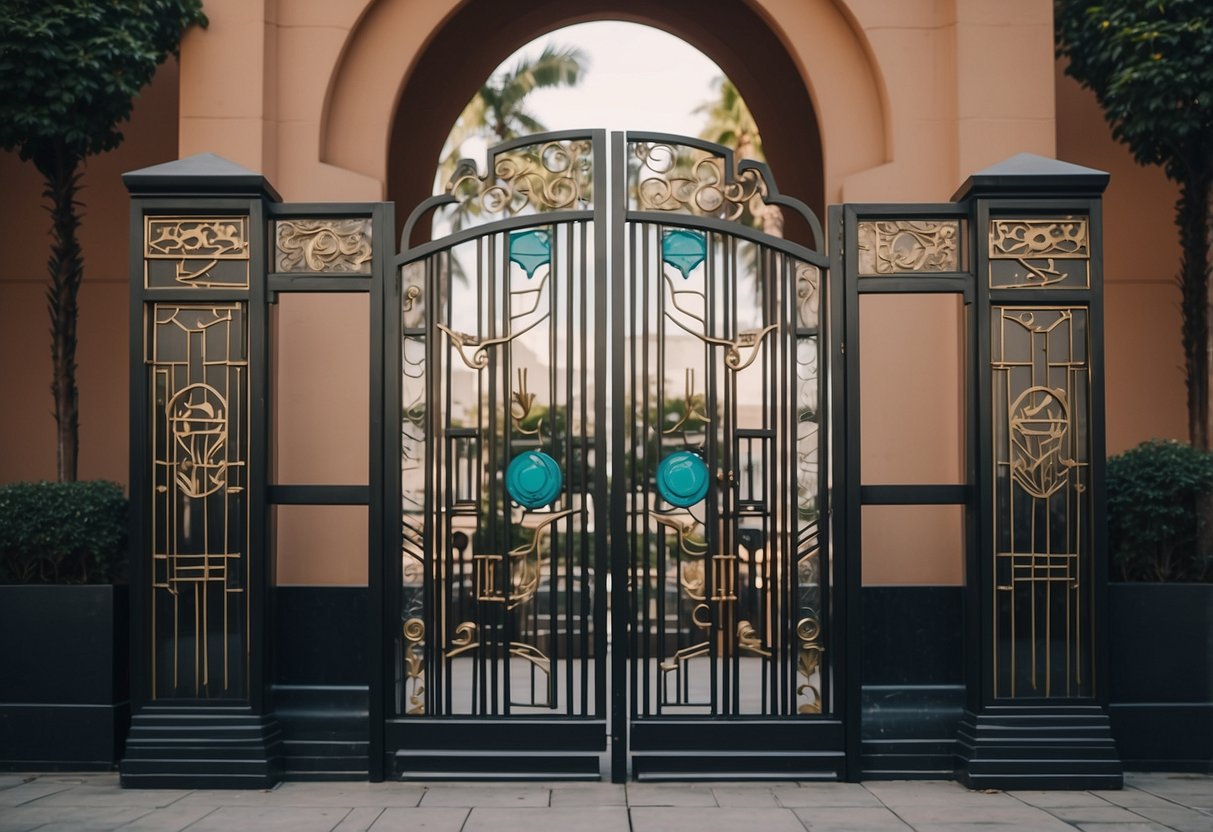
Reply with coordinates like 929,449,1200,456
145,217,249,288
633,141,768,222
857,220,959,275
736,620,771,658
447,139,593,217
796,617,824,714
989,218,1089,288
796,263,820,329
402,617,426,715
275,218,372,273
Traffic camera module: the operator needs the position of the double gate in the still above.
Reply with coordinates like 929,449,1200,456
384,131,841,779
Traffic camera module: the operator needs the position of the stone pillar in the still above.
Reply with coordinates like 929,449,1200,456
120,154,281,788
954,153,1122,789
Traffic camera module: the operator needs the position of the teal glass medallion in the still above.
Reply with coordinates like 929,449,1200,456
661,229,706,279
509,229,551,278
656,450,710,507
506,450,563,509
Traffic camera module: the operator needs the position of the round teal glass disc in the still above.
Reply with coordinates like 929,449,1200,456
656,451,710,507
506,451,562,509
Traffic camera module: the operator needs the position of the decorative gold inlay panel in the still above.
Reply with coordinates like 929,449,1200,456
275,218,372,273
857,220,960,275
148,302,249,698
144,217,250,289
989,218,1089,289
631,141,772,227
992,306,1092,698
446,138,593,219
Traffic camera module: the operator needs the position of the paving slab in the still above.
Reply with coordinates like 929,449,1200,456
0,780,81,807
631,806,806,832
178,805,351,832
775,783,884,808
892,804,1075,830
1129,773,1213,809
0,778,30,792
269,782,426,807
1074,823,1174,832
1046,805,1159,824
1010,789,1116,808
1092,788,1184,809
1129,805,1213,832
465,806,630,832
791,806,913,830
365,807,469,831
711,786,780,807
864,781,1025,808
172,789,285,807
330,807,385,831
26,785,190,808
104,804,220,832
418,785,549,807
0,805,150,832
626,783,718,807
547,783,627,806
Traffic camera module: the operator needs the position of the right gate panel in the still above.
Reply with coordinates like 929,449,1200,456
613,133,842,778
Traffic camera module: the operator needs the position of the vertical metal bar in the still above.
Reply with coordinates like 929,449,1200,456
368,201,392,780
637,221,649,718
608,131,628,781
837,205,864,780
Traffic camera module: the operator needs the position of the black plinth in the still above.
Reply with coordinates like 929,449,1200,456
955,704,1123,790
120,703,282,789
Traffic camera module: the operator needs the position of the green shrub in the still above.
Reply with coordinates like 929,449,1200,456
0,481,128,584
1107,440,1213,582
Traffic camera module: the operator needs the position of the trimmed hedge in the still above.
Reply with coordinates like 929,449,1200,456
1107,440,1213,582
0,481,128,584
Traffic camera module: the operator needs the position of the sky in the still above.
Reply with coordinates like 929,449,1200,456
443,21,726,170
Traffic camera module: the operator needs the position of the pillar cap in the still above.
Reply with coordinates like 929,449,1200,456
953,152,1108,202
123,152,281,202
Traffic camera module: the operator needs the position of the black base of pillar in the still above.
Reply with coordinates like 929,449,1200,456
954,705,1123,790
119,703,282,789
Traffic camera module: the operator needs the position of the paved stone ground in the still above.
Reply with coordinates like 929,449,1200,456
0,772,1210,832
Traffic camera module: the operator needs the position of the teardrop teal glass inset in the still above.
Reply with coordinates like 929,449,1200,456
506,450,562,509
662,229,706,279
509,229,551,279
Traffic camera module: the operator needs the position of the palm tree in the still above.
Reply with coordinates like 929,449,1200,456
695,77,782,237
437,44,588,193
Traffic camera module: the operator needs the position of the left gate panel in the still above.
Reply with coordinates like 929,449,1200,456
385,131,609,779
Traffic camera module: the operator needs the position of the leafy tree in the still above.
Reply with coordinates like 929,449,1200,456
1056,1,1213,447
696,77,763,164
437,44,587,197
696,76,780,236
0,0,207,481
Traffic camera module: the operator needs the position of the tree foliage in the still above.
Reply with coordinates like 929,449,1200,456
1106,439,1213,581
438,45,587,191
0,0,207,481
1056,1,1213,447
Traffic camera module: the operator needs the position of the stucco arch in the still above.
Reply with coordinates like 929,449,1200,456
320,0,889,243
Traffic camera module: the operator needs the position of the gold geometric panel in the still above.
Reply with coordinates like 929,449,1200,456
991,305,1092,699
144,216,250,289
857,220,960,275
148,302,249,699
989,217,1089,289
275,218,372,273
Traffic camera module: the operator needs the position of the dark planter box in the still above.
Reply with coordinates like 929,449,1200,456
1108,582,1213,773
0,584,129,770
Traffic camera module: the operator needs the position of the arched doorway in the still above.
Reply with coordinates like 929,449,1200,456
379,1,826,249
386,128,834,781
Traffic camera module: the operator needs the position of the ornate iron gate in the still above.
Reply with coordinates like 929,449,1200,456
385,130,840,780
